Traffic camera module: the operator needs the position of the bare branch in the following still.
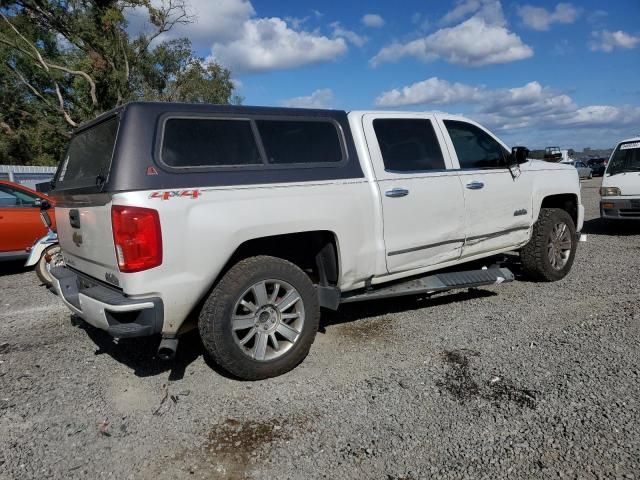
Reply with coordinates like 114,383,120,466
46,62,98,106
134,0,193,55
0,11,49,72
5,61,55,109
0,12,98,106
0,121,14,136
25,4,91,54
119,33,130,81
0,36,39,61
54,82,78,128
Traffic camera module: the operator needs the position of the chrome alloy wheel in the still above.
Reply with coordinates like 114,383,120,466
231,279,305,361
547,221,572,270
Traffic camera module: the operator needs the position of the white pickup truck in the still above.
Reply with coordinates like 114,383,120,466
49,103,584,379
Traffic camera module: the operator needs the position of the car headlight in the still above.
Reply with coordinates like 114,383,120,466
600,187,621,196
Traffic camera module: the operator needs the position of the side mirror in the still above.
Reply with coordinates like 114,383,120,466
36,198,51,210
511,146,529,165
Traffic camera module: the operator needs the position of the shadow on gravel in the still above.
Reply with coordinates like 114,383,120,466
437,348,538,410
321,288,498,330
77,319,242,381
0,260,30,277
79,322,203,380
74,288,499,381
582,218,640,236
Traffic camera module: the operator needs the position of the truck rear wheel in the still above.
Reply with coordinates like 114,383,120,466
520,208,577,282
199,255,320,380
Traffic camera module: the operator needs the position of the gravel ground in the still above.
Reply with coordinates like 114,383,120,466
1,177,639,480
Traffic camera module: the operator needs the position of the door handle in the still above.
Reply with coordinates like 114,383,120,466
465,181,484,190
385,188,409,198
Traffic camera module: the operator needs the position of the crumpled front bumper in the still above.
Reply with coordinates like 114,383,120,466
51,266,164,338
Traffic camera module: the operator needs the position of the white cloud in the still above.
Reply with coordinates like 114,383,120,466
440,0,482,25
362,14,385,28
330,22,368,47
370,1,533,67
374,76,640,135
127,0,348,74
375,77,482,107
559,105,640,128
284,15,310,30
126,0,256,48
281,88,334,108
212,18,347,73
589,30,640,52
517,3,580,31
371,19,533,67
411,12,430,31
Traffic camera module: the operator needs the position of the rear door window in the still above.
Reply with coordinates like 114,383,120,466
56,116,119,190
255,120,343,165
161,118,262,167
444,120,508,169
372,119,445,172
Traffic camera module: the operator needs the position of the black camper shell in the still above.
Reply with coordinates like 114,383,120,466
51,102,364,196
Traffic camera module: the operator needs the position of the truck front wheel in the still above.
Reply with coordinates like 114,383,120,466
199,255,320,380
520,208,577,282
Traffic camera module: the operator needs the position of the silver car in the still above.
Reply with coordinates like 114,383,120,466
571,161,593,179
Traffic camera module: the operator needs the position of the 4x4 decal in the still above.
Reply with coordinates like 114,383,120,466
149,190,201,200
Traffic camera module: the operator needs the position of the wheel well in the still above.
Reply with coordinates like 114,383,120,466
540,194,578,225
221,231,339,287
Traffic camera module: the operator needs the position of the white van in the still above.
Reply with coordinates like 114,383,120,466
600,137,640,220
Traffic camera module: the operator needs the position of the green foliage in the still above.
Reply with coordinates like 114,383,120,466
0,0,239,166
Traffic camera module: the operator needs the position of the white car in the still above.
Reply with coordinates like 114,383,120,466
48,103,584,379
600,137,640,220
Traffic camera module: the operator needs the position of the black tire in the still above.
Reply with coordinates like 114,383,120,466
199,255,320,380
35,244,61,287
520,208,577,282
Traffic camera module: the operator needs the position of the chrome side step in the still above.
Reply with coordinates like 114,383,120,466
340,267,514,304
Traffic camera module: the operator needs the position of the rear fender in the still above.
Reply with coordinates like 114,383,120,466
25,232,58,267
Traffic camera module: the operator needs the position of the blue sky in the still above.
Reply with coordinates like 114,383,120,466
134,0,640,149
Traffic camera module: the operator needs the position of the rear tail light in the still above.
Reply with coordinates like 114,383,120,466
111,205,162,272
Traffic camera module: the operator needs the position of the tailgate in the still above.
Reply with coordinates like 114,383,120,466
50,113,121,286
56,201,121,287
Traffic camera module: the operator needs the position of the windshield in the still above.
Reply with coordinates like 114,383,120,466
606,141,640,176
54,116,119,191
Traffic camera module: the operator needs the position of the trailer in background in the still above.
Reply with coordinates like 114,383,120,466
0,165,57,191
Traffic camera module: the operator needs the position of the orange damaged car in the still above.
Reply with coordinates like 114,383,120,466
0,180,56,261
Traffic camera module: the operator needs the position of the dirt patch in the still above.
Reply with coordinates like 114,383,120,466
437,349,480,401
337,315,395,341
207,417,290,456
149,416,312,479
437,349,537,410
486,378,538,409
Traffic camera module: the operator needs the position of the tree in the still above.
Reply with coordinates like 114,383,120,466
0,0,239,165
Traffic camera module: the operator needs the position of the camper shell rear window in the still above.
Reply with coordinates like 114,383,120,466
54,116,119,191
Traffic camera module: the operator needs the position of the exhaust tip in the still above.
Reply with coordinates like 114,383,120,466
158,337,178,361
